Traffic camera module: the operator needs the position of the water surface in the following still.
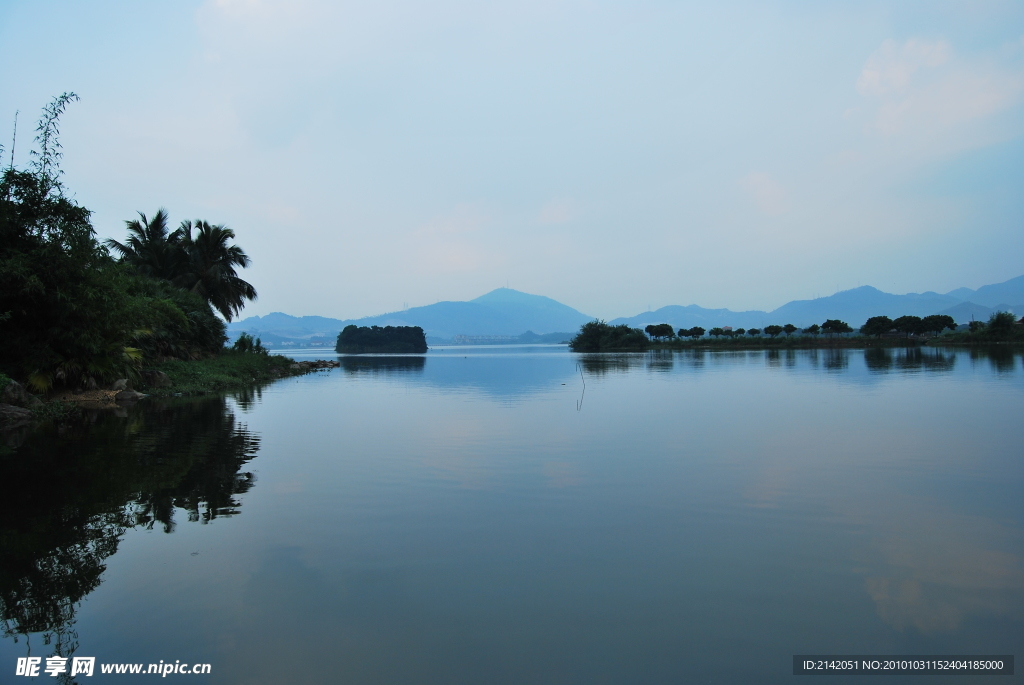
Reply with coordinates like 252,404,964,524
2,346,1022,683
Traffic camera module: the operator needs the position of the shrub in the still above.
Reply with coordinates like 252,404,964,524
232,332,268,355
569,321,650,351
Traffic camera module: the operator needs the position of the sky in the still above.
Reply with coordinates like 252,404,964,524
2,0,1023,320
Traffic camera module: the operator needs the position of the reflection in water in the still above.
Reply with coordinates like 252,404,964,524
420,353,576,397
578,354,645,375
646,351,675,373
824,348,849,371
864,347,892,372
969,346,1020,374
340,355,426,376
233,384,265,410
0,396,260,666
575,363,585,411
676,349,706,369
864,347,957,373
852,494,1024,633
1,347,1021,683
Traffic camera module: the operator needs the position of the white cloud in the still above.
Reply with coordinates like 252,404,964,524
857,39,950,97
740,173,788,216
857,38,1024,137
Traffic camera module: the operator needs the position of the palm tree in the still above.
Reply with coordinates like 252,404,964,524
104,209,185,280
176,220,257,321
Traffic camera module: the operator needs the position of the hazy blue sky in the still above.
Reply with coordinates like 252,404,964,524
2,0,1022,319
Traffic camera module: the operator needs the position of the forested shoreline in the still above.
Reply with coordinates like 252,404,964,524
569,313,1024,352
0,94,298,415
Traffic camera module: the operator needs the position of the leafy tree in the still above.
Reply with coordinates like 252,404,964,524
968,320,985,333
173,220,258,322
747,328,760,336
735,328,745,335
919,314,956,336
764,325,783,338
107,215,258,322
122,273,226,361
783,324,798,336
569,321,649,351
1,95,237,390
821,319,853,337
803,324,820,336
104,209,185,281
892,315,923,338
708,327,725,338
644,323,675,341
987,311,1017,333
681,326,705,339
860,315,894,338
231,332,268,355
0,94,147,389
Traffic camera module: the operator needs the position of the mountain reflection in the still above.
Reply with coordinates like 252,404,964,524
0,396,260,653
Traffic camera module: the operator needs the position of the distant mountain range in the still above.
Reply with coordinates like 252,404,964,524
229,275,1024,346
228,288,590,346
610,275,1024,331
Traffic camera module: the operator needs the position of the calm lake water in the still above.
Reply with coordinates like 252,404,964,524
2,346,1022,683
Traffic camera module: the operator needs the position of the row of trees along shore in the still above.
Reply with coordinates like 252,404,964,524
1,94,264,393
571,311,1022,351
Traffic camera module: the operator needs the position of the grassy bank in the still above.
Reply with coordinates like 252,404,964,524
143,351,310,396
1,352,318,431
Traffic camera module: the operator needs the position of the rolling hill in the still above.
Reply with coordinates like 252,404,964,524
228,288,590,344
229,276,1024,346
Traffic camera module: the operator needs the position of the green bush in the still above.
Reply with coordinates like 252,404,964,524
232,332,268,355
569,321,650,351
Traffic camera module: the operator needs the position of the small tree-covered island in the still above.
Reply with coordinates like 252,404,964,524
335,325,428,354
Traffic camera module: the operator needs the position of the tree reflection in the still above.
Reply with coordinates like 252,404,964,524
676,349,706,369
577,354,644,375
340,356,426,376
865,348,959,373
0,397,260,653
898,348,956,372
646,351,674,373
823,349,849,371
968,347,1020,374
864,347,893,371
